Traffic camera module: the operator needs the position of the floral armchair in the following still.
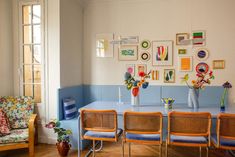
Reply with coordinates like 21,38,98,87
0,96,37,157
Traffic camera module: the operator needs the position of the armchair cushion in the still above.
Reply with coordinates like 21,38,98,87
0,129,28,144
0,96,34,129
0,109,10,136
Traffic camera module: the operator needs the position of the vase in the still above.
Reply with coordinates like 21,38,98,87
188,88,199,109
131,94,140,106
56,142,71,157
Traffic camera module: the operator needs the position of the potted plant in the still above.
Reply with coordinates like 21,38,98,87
45,119,72,157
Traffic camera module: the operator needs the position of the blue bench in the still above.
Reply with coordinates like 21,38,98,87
58,85,225,149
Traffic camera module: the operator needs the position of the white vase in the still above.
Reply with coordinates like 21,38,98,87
188,88,199,108
131,94,140,106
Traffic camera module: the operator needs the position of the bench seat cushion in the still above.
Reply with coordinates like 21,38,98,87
126,133,160,141
170,135,208,144
0,96,34,129
0,129,28,144
211,134,235,147
84,129,122,139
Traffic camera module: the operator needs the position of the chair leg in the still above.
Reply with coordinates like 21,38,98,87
206,147,209,157
199,147,202,157
29,141,34,157
159,144,162,157
93,140,95,157
128,143,131,157
165,143,168,157
122,141,125,157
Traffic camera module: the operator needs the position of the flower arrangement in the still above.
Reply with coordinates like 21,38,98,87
124,71,151,97
45,119,72,143
181,71,215,89
220,81,232,110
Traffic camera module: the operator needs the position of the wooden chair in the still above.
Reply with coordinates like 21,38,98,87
166,111,211,157
123,111,163,157
211,113,235,150
80,109,122,157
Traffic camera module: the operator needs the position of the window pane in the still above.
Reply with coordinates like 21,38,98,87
33,25,41,43
33,65,41,83
33,45,41,63
33,5,41,24
23,65,32,83
23,25,32,44
23,45,32,64
34,84,41,103
23,5,31,24
24,84,33,96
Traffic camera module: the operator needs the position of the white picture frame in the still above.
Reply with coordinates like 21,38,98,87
96,33,114,58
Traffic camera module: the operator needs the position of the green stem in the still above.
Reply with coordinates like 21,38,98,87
220,88,228,107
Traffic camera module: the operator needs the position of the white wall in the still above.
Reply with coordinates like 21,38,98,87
83,0,235,103
0,0,13,96
60,0,83,87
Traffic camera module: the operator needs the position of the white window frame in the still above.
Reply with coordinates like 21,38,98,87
18,0,45,106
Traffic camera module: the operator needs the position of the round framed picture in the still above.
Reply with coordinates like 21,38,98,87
195,48,209,61
140,52,150,61
196,62,209,74
141,40,151,49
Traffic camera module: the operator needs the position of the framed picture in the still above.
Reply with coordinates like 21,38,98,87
137,64,147,74
151,70,159,80
196,62,209,74
140,52,150,61
195,48,209,61
120,36,139,44
192,30,206,46
140,40,151,49
178,49,187,55
178,56,193,72
176,33,189,45
118,45,138,61
164,69,175,83
126,64,135,76
213,60,225,69
96,33,114,57
152,40,173,66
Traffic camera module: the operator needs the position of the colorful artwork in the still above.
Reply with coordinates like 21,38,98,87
141,40,151,49
179,56,193,71
192,30,206,46
196,62,209,74
178,49,187,55
176,33,189,45
151,70,159,80
126,64,135,76
195,48,209,60
96,33,114,57
137,64,147,74
213,60,225,69
140,52,150,61
164,69,175,83
152,41,173,66
118,45,138,61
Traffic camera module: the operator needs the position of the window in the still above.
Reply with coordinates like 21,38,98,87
20,1,43,103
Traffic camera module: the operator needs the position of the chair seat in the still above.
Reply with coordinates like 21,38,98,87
0,129,28,144
84,128,122,139
170,135,208,144
126,133,160,141
211,134,235,147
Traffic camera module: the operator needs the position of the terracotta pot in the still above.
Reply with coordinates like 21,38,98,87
56,142,71,157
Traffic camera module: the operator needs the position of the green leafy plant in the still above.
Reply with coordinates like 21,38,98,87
45,119,72,143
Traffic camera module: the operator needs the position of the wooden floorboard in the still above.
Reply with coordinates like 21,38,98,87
0,141,233,157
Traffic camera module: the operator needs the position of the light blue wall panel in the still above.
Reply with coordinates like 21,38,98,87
58,85,83,120
83,85,101,105
140,86,161,104
199,86,224,106
161,86,188,104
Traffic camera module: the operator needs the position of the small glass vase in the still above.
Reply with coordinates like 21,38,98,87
131,94,140,106
188,88,199,109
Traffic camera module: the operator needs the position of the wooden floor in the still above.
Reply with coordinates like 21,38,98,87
0,141,233,157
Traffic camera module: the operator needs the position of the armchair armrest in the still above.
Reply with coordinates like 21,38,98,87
28,114,37,143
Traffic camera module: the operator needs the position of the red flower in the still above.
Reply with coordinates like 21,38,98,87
138,71,145,77
209,71,213,77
